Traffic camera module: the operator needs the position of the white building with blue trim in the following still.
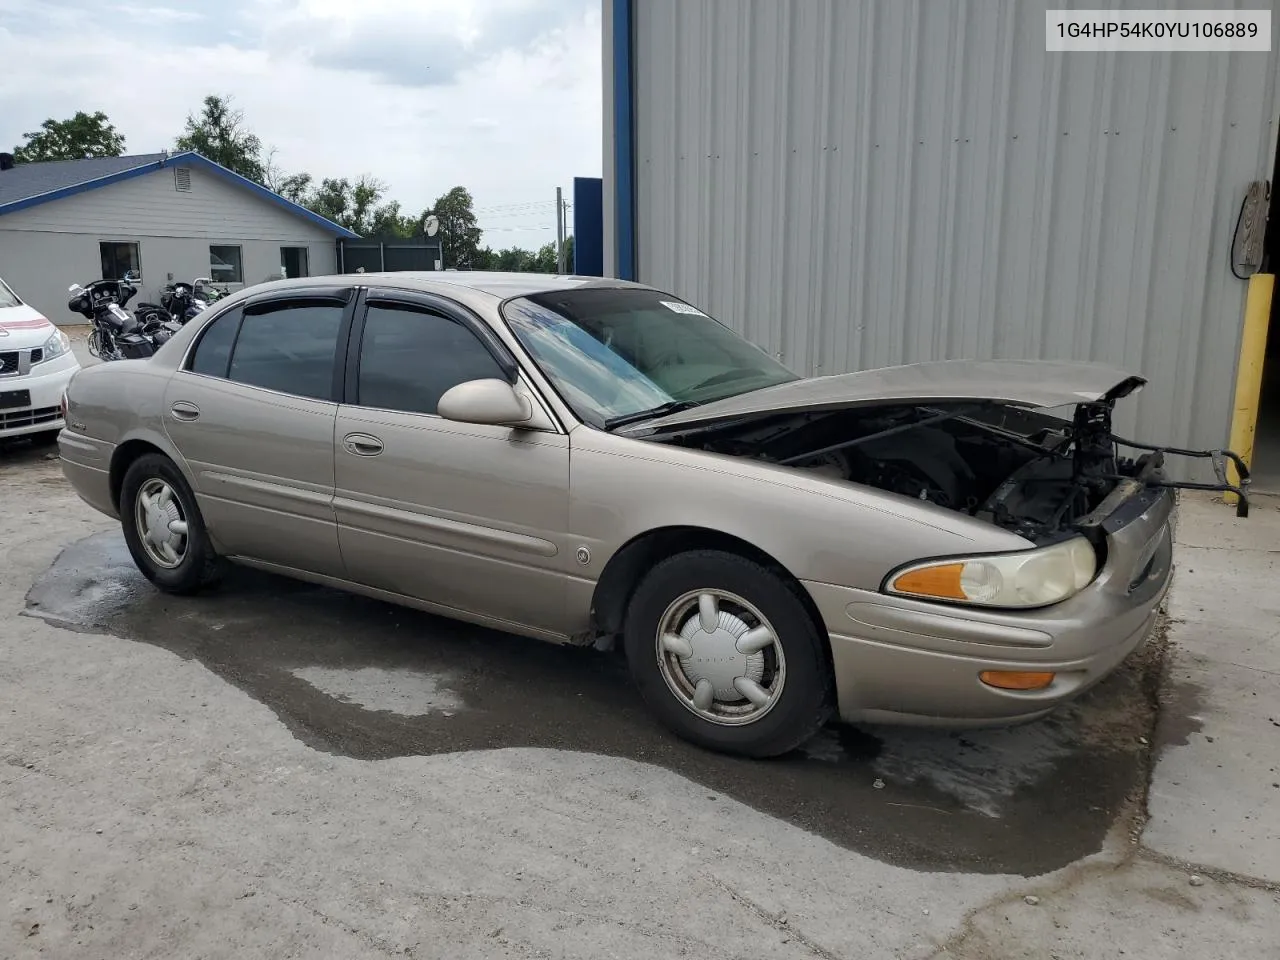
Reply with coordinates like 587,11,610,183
0,150,358,327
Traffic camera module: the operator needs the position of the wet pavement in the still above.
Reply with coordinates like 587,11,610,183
24,527,1162,877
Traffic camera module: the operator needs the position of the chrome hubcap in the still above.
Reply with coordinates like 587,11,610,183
135,478,188,569
655,589,786,726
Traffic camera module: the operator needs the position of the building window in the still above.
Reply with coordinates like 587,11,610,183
209,245,244,284
280,246,309,279
100,241,140,281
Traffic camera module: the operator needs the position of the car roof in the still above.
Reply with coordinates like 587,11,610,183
267,271,652,302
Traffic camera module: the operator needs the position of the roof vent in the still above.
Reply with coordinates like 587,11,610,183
0,153,14,172
174,167,192,192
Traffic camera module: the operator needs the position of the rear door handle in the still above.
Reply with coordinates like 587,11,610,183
170,401,200,421
342,432,384,457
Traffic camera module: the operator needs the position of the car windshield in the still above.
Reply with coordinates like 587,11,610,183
503,288,799,428
0,276,21,309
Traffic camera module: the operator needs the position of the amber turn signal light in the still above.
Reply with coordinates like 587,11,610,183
891,563,967,600
979,670,1056,691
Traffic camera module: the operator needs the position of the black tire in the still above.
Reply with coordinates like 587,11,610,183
119,453,223,594
623,550,833,758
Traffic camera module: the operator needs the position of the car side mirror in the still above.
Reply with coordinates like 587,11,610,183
438,378,533,426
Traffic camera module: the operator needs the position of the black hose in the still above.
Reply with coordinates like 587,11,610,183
1231,191,1251,280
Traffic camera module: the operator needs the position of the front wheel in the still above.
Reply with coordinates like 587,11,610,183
623,550,833,758
87,328,121,361
119,453,224,594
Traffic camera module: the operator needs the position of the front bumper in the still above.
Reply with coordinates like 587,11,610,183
0,353,79,439
805,487,1174,727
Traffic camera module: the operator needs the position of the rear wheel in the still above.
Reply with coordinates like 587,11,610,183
119,453,223,594
623,550,833,757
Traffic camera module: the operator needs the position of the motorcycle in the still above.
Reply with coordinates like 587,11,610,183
134,276,223,328
67,277,180,361
122,270,174,329
193,276,229,304
160,280,208,324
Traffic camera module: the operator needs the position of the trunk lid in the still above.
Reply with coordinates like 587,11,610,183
619,359,1145,435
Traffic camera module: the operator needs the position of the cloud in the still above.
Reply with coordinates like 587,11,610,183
0,0,602,251
259,0,592,87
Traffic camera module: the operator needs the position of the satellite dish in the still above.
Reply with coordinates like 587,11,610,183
424,215,440,237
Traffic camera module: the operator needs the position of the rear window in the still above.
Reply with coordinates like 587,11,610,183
0,277,21,309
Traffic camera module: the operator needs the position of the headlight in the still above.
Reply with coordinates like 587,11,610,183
885,536,1098,609
38,328,72,361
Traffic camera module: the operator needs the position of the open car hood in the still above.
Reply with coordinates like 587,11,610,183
621,359,1146,435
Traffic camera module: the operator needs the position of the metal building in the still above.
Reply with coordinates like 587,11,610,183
603,0,1280,485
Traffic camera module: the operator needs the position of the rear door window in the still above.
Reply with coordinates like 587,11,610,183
187,308,242,378
227,301,346,401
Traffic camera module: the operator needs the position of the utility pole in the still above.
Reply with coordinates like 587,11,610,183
555,187,564,273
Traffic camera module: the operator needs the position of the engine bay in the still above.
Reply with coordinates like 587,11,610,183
657,400,1161,542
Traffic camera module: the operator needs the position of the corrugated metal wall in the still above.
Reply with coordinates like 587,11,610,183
627,0,1280,476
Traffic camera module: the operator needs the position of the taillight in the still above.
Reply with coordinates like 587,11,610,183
60,391,68,421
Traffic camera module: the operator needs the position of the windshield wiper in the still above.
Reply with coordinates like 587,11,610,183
604,400,702,431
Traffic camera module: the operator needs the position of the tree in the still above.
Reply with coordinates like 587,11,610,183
486,246,535,271
429,187,484,269
562,235,575,273
302,175,391,235
176,94,265,183
276,172,314,204
368,200,422,239
13,111,125,163
532,242,559,273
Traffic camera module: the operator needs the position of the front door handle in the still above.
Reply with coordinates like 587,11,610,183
170,401,201,421
342,432,384,457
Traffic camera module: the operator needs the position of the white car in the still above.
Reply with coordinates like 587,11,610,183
0,275,80,443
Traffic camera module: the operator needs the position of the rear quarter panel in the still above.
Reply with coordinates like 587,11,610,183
62,360,190,493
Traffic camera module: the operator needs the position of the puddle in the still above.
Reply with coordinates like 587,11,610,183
292,666,465,716
24,531,1161,876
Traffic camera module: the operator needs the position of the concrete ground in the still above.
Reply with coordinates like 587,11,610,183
1,344,1278,957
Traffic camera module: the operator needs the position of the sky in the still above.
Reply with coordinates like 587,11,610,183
0,0,603,251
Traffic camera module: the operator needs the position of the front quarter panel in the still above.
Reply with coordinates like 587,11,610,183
567,428,1032,626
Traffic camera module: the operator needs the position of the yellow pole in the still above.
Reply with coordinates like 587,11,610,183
1225,271,1274,503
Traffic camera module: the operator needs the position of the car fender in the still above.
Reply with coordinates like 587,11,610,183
567,427,1031,630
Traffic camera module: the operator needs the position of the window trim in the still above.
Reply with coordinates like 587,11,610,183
344,288,562,431
356,289,519,387
347,294,511,415
208,244,245,285
179,286,358,403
